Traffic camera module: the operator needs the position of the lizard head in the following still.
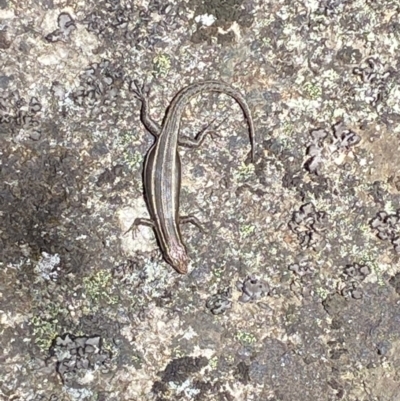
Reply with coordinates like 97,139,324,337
165,246,189,274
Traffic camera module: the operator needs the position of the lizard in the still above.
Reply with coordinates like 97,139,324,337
128,80,256,274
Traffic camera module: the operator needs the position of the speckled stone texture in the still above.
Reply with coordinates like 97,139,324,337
1,0,400,400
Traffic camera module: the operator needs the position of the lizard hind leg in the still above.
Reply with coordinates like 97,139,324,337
178,117,227,148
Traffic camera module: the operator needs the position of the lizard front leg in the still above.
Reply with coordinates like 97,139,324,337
130,80,161,137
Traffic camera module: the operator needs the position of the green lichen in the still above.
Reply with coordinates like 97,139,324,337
119,129,140,146
153,53,171,78
172,348,185,359
315,286,329,300
233,162,255,181
212,268,224,278
209,356,218,369
239,224,256,239
303,81,322,100
83,270,119,308
29,295,71,351
122,149,144,171
30,314,59,351
236,330,257,346
118,129,144,170
282,121,295,136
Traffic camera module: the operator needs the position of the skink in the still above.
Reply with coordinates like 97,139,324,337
129,80,256,274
